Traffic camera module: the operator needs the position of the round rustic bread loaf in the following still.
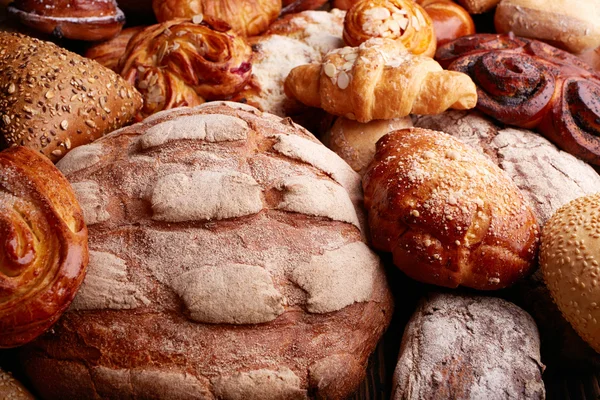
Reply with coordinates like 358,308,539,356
20,102,393,400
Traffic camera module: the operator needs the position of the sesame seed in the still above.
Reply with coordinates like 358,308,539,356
60,120,68,130
7,83,15,94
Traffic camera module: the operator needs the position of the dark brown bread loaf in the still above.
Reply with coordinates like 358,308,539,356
393,292,545,400
20,102,393,400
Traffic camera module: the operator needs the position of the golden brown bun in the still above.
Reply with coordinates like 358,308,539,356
8,0,125,41
22,102,393,399
152,0,280,37
455,0,499,13
417,0,475,46
85,26,144,72
343,0,436,57
0,368,35,399
322,116,413,175
118,18,252,119
363,127,540,290
285,38,477,122
0,32,142,162
495,0,600,54
0,146,88,348
541,193,600,353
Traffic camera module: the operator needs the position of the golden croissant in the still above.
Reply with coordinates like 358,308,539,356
344,0,437,57
284,38,478,122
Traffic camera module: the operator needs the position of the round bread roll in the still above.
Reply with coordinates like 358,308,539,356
0,32,142,162
494,0,600,54
541,193,600,353
363,127,540,290
322,116,413,175
0,368,35,399
21,102,393,399
0,146,88,348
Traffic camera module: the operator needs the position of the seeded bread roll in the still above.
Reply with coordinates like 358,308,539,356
8,0,125,41
363,127,539,290
21,102,393,400
393,292,545,400
0,33,142,162
0,368,35,399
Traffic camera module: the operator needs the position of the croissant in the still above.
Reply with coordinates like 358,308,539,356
0,147,88,348
118,18,252,119
152,0,280,37
285,38,477,123
437,34,600,166
343,0,436,57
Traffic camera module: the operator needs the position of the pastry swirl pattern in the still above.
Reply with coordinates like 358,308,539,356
0,147,88,348
438,34,600,165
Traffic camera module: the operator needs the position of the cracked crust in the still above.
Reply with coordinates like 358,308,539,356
392,292,545,400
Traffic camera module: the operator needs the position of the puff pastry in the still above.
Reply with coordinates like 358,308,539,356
153,0,280,37
118,18,252,119
285,38,477,122
343,0,436,57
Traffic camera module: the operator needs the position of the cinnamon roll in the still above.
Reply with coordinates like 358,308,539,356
0,147,88,348
343,0,436,57
118,18,252,119
438,34,600,166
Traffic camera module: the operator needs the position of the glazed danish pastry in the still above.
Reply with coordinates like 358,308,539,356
0,147,88,348
343,0,436,57
118,18,252,119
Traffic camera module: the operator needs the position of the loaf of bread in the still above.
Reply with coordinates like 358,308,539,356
414,110,600,365
0,32,142,162
0,147,88,348
363,127,539,290
393,292,545,399
21,102,393,399
0,368,35,399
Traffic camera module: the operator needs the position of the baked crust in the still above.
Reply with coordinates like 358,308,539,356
8,0,125,41
0,147,88,348
0,368,35,399
363,127,540,290
285,38,477,122
85,27,144,72
416,0,475,46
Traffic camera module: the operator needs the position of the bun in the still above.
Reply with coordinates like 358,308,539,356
363,127,539,290
0,33,142,162
495,0,600,54
417,0,475,46
0,146,88,348
118,18,252,119
0,368,35,399
438,34,600,166
322,116,413,175
393,293,545,399
455,0,499,13
8,0,125,41
541,193,600,353
285,38,477,122
343,0,436,57
23,102,393,399
152,0,280,37
85,27,144,72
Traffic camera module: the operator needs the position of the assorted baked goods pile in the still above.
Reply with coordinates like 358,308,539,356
1,0,600,399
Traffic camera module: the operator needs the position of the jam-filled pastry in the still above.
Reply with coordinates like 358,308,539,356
152,0,280,37
0,147,88,348
285,38,477,122
118,18,252,119
8,0,125,41
438,34,600,166
343,0,436,57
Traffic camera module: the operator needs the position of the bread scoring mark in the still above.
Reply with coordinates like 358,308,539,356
139,114,250,149
70,251,149,311
277,176,360,229
213,367,306,400
56,143,103,176
150,171,263,222
196,101,260,113
70,181,110,226
291,242,378,313
170,264,285,324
